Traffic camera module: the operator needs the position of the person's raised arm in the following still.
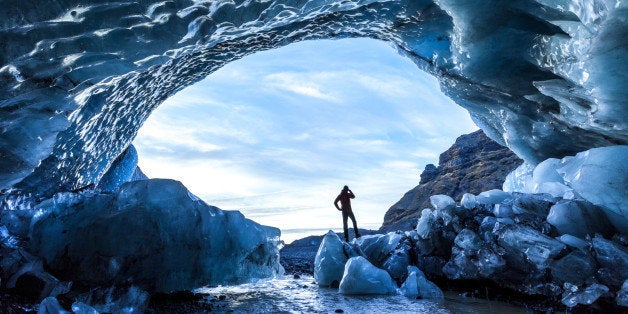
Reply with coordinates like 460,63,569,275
334,195,342,210
348,190,355,199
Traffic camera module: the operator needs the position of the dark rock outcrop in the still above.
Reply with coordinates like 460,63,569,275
380,130,523,232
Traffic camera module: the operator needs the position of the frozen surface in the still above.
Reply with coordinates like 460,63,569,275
561,283,609,308
556,146,628,232
28,179,283,293
338,256,398,295
1,0,626,198
547,200,614,237
196,275,525,313
400,266,444,300
504,146,628,233
314,231,347,287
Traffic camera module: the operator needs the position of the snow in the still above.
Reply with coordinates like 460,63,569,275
338,256,398,295
29,179,283,293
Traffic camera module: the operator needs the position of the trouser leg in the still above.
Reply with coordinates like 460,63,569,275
348,211,360,238
342,211,349,241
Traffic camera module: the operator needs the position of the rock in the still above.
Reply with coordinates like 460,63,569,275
380,130,523,232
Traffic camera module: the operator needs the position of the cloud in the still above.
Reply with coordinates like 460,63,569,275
134,38,479,237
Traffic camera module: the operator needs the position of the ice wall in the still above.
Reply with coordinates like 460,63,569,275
28,179,283,293
0,0,626,198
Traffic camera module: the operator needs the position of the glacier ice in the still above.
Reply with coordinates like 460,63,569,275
556,146,628,232
460,193,477,209
618,280,628,307
475,190,511,206
338,256,397,295
314,230,347,287
0,0,626,199
546,200,614,237
504,146,628,234
496,224,566,270
38,296,68,314
400,266,444,300
28,179,283,293
550,251,596,286
561,283,609,308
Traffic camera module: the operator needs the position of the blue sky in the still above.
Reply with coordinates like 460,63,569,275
133,38,478,243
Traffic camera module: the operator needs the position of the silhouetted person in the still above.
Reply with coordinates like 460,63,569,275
334,185,361,242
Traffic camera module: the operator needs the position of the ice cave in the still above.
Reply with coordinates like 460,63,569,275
0,0,626,312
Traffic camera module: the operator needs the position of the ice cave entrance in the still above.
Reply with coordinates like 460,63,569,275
132,38,479,243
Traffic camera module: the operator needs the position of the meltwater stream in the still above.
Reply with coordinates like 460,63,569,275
195,276,525,313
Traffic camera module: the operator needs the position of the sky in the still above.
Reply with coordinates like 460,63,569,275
133,38,478,243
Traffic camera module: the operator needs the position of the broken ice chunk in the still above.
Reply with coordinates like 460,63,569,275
430,195,455,211
314,231,347,287
460,193,477,209
416,209,435,239
454,229,482,252
476,189,511,206
591,236,628,279
556,234,588,251
338,256,397,295
547,200,614,237
550,251,596,285
38,297,68,314
400,266,444,300
561,283,609,307
496,224,566,270
556,146,628,233
617,280,628,307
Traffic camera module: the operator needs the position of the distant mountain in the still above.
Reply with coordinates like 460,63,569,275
380,130,523,232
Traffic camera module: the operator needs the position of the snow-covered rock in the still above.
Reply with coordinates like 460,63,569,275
29,179,283,293
338,256,397,295
314,231,347,287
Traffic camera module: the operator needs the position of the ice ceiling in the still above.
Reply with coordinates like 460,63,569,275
1,0,626,198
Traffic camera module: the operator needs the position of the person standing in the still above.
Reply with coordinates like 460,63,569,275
334,185,361,242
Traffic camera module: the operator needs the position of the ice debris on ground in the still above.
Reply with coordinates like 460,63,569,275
338,256,398,295
314,231,347,287
400,266,444,300
27,179,283,293
314,147,627,307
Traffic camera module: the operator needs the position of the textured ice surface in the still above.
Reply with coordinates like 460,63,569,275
314,231,347,287
38,297,67,314
1,0,626,198
29,179,283,293
562,283,609,308
547,200,614,237
475,190,511,206
556,234,588,251
556,146,628,232
338,256,398,295
618,280,628,307
400,266,444,300
460,193,476,209
95,145,140,193
505,146,628,233
496,224,566,270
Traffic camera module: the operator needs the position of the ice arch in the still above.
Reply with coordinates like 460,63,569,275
0,0,626,198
